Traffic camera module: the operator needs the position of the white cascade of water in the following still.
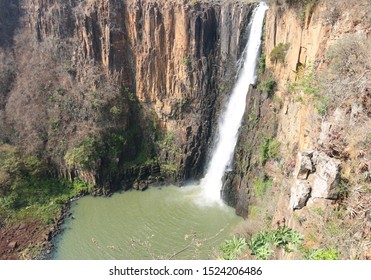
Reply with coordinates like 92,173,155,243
200,3,268,203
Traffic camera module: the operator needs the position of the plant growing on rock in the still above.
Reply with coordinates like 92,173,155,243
260,137,281,165
252,177,273,198
270,43,290,63
304,247,339,260
247,226,303,260
220,236,247,260
258,77,276,96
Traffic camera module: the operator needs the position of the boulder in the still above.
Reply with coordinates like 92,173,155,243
290,150,342,210
311,151,341,199
290,180,311,210
294,151,314,180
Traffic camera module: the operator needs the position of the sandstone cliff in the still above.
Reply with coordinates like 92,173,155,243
0,0,370,260
0,0,255,190
224,0,370,259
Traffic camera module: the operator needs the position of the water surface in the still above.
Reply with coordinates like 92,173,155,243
53,185,243,260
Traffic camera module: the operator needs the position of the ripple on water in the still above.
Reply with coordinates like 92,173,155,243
52,185,243,260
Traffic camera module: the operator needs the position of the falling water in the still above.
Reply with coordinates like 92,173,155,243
200,3,268,202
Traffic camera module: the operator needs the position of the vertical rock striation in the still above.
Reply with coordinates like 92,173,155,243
1,0,256,189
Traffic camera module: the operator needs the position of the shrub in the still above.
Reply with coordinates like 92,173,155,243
109,106,121,116
323,34,370,106
64,137,100,170
270,43,290,63
248,227,303,260
252,178,273,198
258,55,266,75
304,247,339,260
220,236,247,260
289,65,329,115
183,56,191,66
72,178,94,196
258,77,276,96
260,137,281,165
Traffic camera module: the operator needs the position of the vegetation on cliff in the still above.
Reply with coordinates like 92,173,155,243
228,0,370,260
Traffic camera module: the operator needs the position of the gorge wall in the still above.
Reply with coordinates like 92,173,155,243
0,0,256,191
0,0,370,260
223,0,370,259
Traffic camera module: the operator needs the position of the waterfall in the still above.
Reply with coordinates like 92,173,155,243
200,3,268,203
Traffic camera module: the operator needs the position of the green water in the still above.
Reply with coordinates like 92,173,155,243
52,185,243,260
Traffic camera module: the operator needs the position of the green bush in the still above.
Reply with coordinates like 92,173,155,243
258,55,266,75
260,137,281,165
248,227,303,260
258,77,276,96
109,105,121,116
304,247,339,260
220,236,247,260
270,43,290,63
289,65,329,115
64,136,101,170
183,56,191,66
252,178,273,198
72,178,94,196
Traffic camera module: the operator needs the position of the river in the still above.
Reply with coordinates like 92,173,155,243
52,185,243,259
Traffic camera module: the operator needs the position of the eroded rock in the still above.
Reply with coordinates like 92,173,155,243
294,151,314,180
311,151,341,199
290,181,311,210
290,150,341,210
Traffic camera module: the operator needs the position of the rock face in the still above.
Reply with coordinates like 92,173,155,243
290,150,341,210
295,151,314,180
0,0,256,190
221,83,280,217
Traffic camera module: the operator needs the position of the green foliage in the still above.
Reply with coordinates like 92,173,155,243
23,155,44,177
72,178,94,196
65,136,100,170
220,236,247,260
177,98,189,110
128,92,137,102
109,105,121,116
0,145,95,225
51,120,60,131
258,77,276,96
252,178,273,198
0,144,21,175
289,65,318,95
258,55,266,75
260,137,280,165
313,95,329,116
270,43,290,63
248,227,303,260
161,163,178,174
304,247,339,260
289,65,328,115
183,56,191,66
161,131,175,146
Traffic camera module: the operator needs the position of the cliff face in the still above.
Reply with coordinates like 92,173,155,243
1,0,255,189
224,0,370,259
